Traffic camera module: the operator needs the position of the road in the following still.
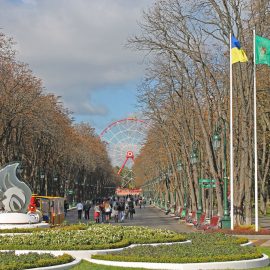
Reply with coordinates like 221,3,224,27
65,205,193,233
65,205,270,246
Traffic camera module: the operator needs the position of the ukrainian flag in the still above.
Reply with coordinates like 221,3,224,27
231,35,248,64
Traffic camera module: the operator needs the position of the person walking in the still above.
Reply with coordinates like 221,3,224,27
138,197,142,209
128,199,135,220
142,197,146,208
104,200,111,223
113,202,120,223
99,201,105,223
119,200,125,222
84,200,91,220
76,201,83,220
94,203,100,223
64,200,69,217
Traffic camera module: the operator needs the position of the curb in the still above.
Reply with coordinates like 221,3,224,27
241,241,254,247
234,234,270,240
90,254,269,270
0,240,191,259
94,240,191,255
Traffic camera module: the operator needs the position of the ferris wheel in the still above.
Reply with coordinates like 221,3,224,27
100,118,149,188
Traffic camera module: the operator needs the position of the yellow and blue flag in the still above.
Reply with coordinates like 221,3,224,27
231,35,248,64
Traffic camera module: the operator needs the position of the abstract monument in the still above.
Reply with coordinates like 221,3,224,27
0,162,42,225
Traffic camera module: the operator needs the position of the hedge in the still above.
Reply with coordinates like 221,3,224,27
0,224,187,250
91,233,260,264
0,223,89,234
92,251,262,264
0,251,74,270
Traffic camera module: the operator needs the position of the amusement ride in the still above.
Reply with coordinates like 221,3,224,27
100,117,149,191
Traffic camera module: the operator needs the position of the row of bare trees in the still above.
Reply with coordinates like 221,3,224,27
132,0,270,224
0,32,116,202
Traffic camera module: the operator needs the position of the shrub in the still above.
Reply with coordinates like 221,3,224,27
92,233,261,264
210,226,270,235
0,251,73,270
0,223,90,234
0,224,186,250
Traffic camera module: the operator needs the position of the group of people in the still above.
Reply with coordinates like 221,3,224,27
74,196,146,223
75,200,92,220
93,197,135,223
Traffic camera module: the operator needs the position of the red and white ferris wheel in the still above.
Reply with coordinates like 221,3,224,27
100,118,149,188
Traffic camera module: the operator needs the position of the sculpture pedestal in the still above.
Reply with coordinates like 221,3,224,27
0,212,49,229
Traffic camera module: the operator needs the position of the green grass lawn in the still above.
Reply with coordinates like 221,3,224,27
254,247,270,270
70,260,146,270
70,247,270,270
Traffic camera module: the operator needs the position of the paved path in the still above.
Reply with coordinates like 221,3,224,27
257,216,270,229
65,205,270,246
66,205,193,233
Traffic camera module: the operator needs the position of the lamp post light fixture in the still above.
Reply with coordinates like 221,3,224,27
213,117,231,228
190,144,199,165
190,140,202,220
177,160,183,172
212,133,221,150
159,173,164,208
53,176,58,196
39,170,45,195
177,160,188,215
166,167,172,208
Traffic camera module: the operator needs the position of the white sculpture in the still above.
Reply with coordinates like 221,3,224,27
0,162,41,225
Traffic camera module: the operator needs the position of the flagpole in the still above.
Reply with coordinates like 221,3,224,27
229,32,234,230
253,29,259,232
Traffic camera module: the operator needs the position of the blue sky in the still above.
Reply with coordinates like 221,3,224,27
0,0,154,135
79,81,139,134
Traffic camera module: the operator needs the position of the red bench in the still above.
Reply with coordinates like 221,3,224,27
199,216,220,230
193,212,206,228
185,211,196,224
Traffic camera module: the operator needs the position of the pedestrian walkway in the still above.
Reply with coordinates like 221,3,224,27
65,205,270,246
257,215,270,229
66,205,193,233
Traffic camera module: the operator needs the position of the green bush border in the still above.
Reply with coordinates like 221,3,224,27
0,225,187,250
130,234,187,244
0,253,74,270
0,223,89,234
91,233,259,264
0,239,131,251
0,236,187,250
92,251,262,264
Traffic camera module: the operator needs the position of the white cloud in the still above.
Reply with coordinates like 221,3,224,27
0,0,154,116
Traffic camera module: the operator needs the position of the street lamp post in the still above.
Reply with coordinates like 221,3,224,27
40,171,45,195
166,168,172,210
53,176,58,196
190,140,202,220
213,117,231,228
177,160,187,216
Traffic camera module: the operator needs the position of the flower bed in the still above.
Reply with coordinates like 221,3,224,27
0,224,186,250
0,223,89,233
214,225,270,235
0,251,73,270
92,233,261,263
